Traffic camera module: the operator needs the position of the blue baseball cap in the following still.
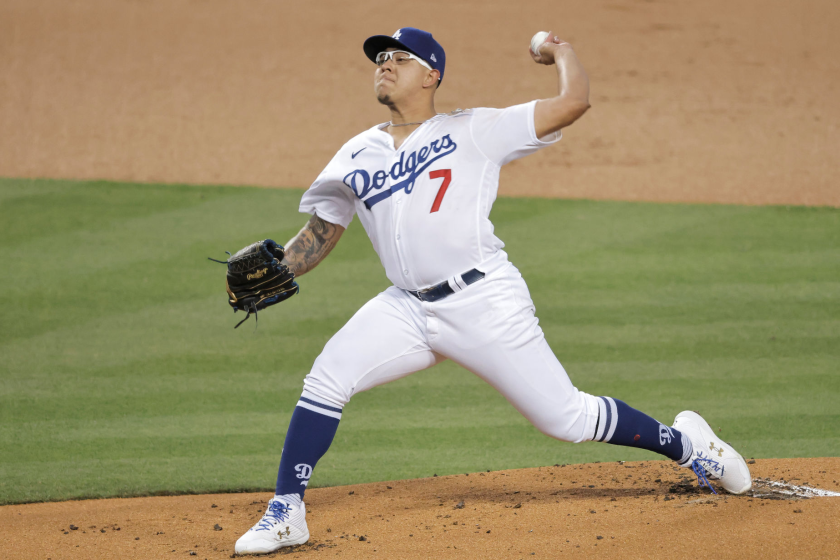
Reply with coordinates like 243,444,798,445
363,27,446,85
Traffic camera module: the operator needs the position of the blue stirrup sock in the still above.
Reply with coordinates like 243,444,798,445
593,397,692,463
275,391,342,499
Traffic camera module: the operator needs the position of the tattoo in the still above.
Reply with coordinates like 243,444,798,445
281,215,344,277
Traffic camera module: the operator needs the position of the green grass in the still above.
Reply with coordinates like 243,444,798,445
0,177,838,505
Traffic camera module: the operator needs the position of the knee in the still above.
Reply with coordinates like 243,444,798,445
529,391,599,444
301,354,353,407
533,418,584,444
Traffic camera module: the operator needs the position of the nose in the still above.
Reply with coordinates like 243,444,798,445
379,56,396,72
376,65,393,82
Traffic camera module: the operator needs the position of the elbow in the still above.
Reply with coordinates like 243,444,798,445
568,99,591,121
551,98,591,130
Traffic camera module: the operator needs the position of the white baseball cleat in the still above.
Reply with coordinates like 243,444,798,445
673,410,752,495
234,496,309,555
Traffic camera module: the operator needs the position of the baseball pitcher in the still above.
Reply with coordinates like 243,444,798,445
232,28,752,554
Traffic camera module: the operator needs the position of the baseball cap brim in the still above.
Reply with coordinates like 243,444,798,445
363,35,423,64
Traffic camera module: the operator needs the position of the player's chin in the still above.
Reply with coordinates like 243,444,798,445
375,84,395,105
375,78,395,101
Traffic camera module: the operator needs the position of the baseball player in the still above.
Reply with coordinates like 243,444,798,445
234,28,752,555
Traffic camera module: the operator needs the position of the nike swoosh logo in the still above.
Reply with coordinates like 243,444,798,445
351,147,367,159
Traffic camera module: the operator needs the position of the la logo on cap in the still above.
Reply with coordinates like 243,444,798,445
393,29,402,40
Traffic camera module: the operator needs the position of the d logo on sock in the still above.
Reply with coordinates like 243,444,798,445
659,424,674,445
295,463,313,486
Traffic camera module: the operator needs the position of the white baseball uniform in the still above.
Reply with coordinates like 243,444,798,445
297,100,601,444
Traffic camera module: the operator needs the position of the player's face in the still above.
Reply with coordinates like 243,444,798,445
374,49,433,105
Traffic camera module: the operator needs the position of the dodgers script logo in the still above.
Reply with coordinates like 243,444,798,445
343,135,458,209
295,463,313,487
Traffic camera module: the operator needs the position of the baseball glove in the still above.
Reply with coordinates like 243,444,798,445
210,239,299,328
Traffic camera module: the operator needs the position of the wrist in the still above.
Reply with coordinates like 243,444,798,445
538,41,572,64
550,42,572,56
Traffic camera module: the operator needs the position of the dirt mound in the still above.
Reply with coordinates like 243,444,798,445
2,458,837,559
2,0,839,206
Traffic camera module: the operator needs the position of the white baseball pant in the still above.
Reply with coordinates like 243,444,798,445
301,257,601,444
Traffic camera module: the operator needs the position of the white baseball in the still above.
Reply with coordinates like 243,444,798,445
530,31,550,54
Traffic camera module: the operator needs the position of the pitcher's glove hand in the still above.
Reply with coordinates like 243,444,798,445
211,239,299,328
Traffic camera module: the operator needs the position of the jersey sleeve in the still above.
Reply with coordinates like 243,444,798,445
469,100,561,167
299,155,357,229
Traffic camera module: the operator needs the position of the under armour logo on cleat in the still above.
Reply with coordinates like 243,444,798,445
709,442,724,457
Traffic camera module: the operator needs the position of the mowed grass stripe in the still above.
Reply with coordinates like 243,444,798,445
0,177,837,504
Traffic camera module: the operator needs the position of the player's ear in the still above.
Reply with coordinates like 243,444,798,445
423,69,441,89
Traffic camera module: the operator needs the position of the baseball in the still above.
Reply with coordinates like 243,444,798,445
530,31,551,54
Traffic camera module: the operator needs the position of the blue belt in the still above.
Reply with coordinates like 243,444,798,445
406,268,486,303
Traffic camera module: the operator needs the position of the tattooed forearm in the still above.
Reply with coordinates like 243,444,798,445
281,215,345,277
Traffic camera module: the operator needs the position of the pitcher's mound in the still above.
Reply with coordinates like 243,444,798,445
2,458,838,559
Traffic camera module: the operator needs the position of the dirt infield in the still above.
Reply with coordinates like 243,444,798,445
2,0,839,206
2,458,838,560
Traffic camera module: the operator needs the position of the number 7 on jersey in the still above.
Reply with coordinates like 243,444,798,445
429,169,452,213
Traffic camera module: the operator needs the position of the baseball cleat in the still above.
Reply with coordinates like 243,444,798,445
234,497,309,555
673,410,752,494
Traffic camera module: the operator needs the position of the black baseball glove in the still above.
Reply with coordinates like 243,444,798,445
210,239,299,328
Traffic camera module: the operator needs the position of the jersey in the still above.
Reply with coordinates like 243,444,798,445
299,100,561,291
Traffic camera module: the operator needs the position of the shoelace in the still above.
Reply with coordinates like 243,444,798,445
691,458,719,495
256,500,291,531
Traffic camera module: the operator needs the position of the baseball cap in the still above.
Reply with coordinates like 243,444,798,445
363,27,446,85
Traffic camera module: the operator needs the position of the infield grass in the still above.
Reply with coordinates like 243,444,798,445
1,177,838,505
